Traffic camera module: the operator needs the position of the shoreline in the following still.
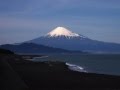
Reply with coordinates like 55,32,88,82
66,62,87,73
1,54,120,89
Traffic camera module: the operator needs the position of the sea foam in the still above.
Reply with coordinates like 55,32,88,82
66,63,87,73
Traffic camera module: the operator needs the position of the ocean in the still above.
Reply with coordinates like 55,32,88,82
32,54,120,76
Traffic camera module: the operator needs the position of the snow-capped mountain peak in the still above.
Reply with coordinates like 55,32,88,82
46,27,80,37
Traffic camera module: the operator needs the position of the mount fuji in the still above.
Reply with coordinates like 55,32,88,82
27,27,120,53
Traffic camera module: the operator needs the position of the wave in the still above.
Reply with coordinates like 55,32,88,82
66,63,87,73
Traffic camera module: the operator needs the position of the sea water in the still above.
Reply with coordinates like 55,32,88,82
32,54,120,76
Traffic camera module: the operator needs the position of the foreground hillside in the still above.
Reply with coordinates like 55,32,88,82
1,54,120,90
0,48,14,54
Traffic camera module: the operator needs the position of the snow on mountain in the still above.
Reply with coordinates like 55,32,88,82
46,27,80,38
26,26,120,53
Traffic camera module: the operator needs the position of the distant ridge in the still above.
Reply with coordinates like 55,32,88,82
0,43,83,54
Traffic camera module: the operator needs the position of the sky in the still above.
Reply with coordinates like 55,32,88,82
0,0,120,44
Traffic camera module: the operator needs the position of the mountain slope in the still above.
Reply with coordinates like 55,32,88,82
27,27,120,53
0,43,83,54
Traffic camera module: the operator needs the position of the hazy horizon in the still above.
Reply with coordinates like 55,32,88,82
0,0,120,45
